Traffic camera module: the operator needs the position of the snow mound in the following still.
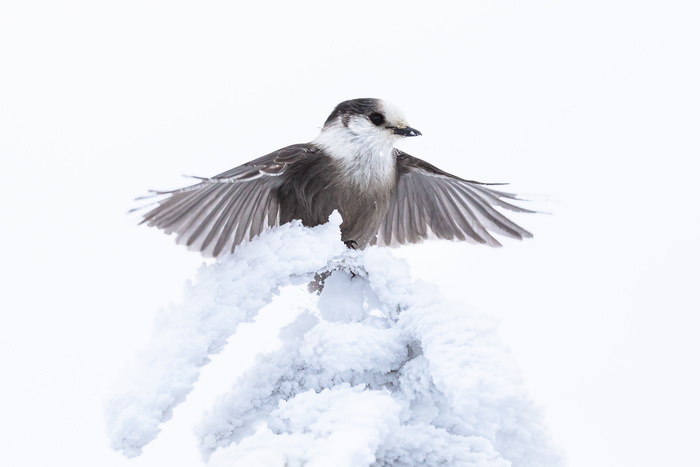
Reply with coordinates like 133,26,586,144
106,214,561,466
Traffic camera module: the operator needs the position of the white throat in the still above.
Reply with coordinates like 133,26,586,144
312,123,397,190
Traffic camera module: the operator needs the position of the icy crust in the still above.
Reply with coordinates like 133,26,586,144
107,213,561,465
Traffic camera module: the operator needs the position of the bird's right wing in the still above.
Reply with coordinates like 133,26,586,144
136,144,316,258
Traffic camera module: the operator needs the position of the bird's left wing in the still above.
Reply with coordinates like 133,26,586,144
137,144,316,257
373,151,535,247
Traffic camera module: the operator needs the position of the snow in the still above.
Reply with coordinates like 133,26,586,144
106,215,561,466
105,214,346,457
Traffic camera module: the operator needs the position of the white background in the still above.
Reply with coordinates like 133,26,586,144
1,1,698,466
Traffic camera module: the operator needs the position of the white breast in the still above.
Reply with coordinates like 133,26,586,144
312,122,397,191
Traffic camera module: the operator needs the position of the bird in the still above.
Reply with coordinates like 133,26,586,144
137,98,534,258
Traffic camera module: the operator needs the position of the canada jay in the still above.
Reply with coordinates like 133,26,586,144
138,98,534,257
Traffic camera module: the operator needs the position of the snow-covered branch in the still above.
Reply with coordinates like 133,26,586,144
105,215,345,457
106,214,560,465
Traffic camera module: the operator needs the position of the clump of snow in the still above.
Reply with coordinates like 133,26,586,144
107,213,561,466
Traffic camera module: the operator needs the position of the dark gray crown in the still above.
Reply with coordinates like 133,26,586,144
323,98,382,127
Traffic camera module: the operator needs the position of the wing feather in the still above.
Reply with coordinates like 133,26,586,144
441,182,500,246
142,184,220,231
137,144,315,257
186,184,246,248
449,181,533,239
376,151,534,247
212,186,255,258
467,184,538,214
233,184,268,248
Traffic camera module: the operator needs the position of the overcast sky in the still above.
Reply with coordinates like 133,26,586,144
1,1,699,466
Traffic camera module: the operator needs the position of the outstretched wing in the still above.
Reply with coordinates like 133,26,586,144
374,151,535,247
137,144,316,257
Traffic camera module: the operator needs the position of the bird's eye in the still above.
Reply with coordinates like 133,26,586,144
368,112,385,126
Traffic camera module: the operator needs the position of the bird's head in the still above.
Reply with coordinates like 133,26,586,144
313,99,421,185
321,98,422,143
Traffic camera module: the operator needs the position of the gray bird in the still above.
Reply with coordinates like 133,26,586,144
138,98,534,257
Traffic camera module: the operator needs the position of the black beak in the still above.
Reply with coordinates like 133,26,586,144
390,126,422,137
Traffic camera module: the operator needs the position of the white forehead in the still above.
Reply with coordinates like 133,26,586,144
378,100,408,126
